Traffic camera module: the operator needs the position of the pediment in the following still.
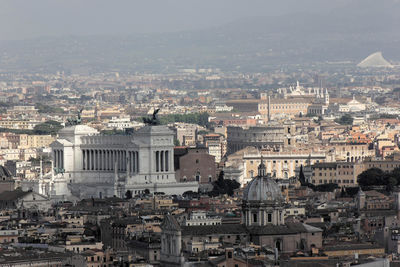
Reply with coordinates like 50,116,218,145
161,215,181,231
50,139,72,147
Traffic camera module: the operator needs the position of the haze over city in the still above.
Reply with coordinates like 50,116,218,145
0,1,399,266
0,0,400,73
0,0,370,39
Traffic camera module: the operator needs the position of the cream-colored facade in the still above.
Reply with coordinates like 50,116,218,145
4,134,54,149
285,207,306,217
0,120,38,130
363,154,400,172
244,151,328,181
27,135,55,148
327,142,374,162
258,83,329,121
258,98,312,121
311,162,365,187
81,109,96,120
0,149,20,160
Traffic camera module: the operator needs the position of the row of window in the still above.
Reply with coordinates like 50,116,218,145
312,179,355,184
253,213,272,223
259,104,307,110
314,171,354,176
187,222,221,226
367,164,400,169
338,165,354,169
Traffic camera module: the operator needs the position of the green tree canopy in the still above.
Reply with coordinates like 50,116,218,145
310,183,339,192
357,168,387,187
208,171,240,197
357,167,400,191
125,190,132,199
299,165,307,186
334,114,353,125
35,103,64,114
33,120,63,135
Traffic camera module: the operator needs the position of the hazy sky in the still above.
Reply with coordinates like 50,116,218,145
0,0,355,40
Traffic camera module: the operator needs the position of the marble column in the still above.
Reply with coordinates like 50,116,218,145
136,151,139,173
133,151,136,173
123,151,126,171
155,151,159,172
101,150,104,170
165,150,169,172
60,150,63,169
161,151,164,172
53,150,57,168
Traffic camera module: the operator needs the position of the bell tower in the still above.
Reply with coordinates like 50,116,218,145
324,88,329,105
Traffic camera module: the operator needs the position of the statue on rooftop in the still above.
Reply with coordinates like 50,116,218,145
143,108,160,125
66,108,83,126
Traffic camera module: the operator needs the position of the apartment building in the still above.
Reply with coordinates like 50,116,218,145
311,162,365,187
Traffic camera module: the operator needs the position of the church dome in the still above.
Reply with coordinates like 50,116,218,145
243,176,284,202
243,159,284,202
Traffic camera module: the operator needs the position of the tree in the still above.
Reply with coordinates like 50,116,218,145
340,187,346,198
125,190,132,199
299,165,306,186
174,138,180,146
158,112,210,128
387,176,398,191
391,167,400,182
334,114,353,125
343,187,359,197
208,171,240,197
356,167,400,192
33,120,63,135
357,168,386,188
35,103,64,114
28,155,51,164
312,183,339,192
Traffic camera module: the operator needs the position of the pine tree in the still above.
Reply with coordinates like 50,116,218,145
299,165,306,186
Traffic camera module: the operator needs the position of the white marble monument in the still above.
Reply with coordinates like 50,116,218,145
50,124,198,200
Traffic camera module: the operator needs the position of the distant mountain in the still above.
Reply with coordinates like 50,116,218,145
0,0,399,73
357,52,393,68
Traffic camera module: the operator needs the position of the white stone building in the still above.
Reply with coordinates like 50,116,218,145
224,147,330,186
330,96,366,113
50,124,198,200
183,211,222,226
106,117,144,130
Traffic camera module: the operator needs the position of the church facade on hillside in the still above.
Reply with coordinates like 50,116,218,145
258,81,330,120
49,124,198,200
